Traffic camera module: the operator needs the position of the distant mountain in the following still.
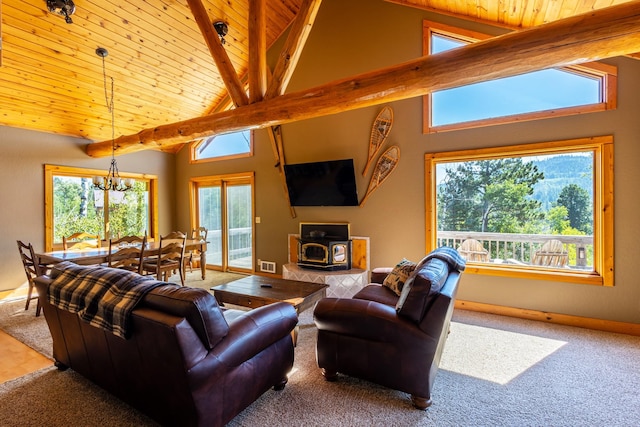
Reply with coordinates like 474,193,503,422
530,154,593,211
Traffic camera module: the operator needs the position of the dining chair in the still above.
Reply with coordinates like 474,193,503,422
108,235,147,273
140,232,187,285
63,232,101,250
16,240,47,316
186,227,208,273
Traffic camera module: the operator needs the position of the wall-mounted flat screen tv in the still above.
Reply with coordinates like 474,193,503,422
284,159,359,206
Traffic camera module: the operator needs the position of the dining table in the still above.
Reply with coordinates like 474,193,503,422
35,239,209,280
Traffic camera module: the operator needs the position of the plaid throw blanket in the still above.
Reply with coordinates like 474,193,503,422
425,247,466,272
48,261,170,339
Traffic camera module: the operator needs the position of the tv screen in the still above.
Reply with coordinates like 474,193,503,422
284,159,359,206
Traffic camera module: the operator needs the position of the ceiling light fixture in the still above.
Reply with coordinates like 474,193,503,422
213,21,228,45
46,0,76,24
93,47,134,192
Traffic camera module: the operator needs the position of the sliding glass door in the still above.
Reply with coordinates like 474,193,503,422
191,173,254,273
226,184,253,269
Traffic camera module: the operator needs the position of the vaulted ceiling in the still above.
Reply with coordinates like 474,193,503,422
1,0,639,157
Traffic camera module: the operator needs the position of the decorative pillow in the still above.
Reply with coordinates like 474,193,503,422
395,257,449,323
382,258,417,296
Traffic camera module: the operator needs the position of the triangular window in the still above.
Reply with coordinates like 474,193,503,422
191,130,252,162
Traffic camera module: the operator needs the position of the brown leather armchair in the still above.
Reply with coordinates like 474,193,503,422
313,248,464,409
35,266,298,427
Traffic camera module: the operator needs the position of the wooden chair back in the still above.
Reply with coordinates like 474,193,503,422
191,227,208,241
186,227,208,272
532,239,568,267
141,233,186,285
63,232,101,250
16,240,43,316
457,239,489,262
108,235,147,273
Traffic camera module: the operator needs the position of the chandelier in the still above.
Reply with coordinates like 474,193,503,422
92,47,134,192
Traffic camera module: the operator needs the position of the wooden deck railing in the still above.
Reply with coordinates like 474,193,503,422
437,231,593,269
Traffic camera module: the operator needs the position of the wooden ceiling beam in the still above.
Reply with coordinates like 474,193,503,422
186,0,249,107
386,0,640,60
86,1,640,157
249,0,268,103
265,0,323,99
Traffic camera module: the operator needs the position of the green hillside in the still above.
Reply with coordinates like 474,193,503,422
531,154,593,211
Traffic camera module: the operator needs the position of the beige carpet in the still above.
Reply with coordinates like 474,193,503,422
2,278,640,426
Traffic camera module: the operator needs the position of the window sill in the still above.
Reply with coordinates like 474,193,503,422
462,262,605,286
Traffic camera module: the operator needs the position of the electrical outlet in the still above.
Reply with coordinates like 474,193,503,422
260,260,276,274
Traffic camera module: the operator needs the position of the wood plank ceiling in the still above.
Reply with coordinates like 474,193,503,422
0,0,638,156
390,0,637,29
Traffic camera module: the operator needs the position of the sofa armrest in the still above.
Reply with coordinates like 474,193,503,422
211,302,297,366
370,267,392,284
314,298,427,344
33,275,52,297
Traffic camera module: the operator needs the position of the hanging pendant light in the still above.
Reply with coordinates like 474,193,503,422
46,0,76,24
92,47,134,192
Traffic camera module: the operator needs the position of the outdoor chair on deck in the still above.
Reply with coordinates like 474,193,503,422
16,240,48,316
140,232,187,285
457,239,489,262
108,235,147,273
63,232,101,250
532,239,568,267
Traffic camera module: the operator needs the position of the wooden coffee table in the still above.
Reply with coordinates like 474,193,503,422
211,275,328,344
211,275,328,313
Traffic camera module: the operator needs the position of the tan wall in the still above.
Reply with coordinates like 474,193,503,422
0,125,175,292
176,0,639,324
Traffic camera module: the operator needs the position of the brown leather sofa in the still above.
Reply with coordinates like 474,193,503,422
35,266,298,427
314,248,464,409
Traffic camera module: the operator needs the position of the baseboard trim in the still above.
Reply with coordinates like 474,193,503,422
455,300,640,337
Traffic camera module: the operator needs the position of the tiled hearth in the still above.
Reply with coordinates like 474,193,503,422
282,263,368,298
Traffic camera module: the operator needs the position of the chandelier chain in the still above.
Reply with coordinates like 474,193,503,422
93,48,132,192
100,54,115,150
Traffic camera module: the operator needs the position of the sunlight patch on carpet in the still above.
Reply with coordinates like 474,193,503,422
0,283,32,303
441,322,567,385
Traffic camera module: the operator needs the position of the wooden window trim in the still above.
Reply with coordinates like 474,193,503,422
424,136,614,286
188,172,255,272
44,164,158,251
188,172,255,228
422,20,618,134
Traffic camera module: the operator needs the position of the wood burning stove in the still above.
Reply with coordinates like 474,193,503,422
297,223,352,271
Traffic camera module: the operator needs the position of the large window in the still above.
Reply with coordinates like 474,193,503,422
45,165,158,251
425,136,614,286
190,130,253,163
423,21,617,133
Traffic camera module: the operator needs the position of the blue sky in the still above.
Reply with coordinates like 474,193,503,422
196,130,251,159
431,35,600,126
